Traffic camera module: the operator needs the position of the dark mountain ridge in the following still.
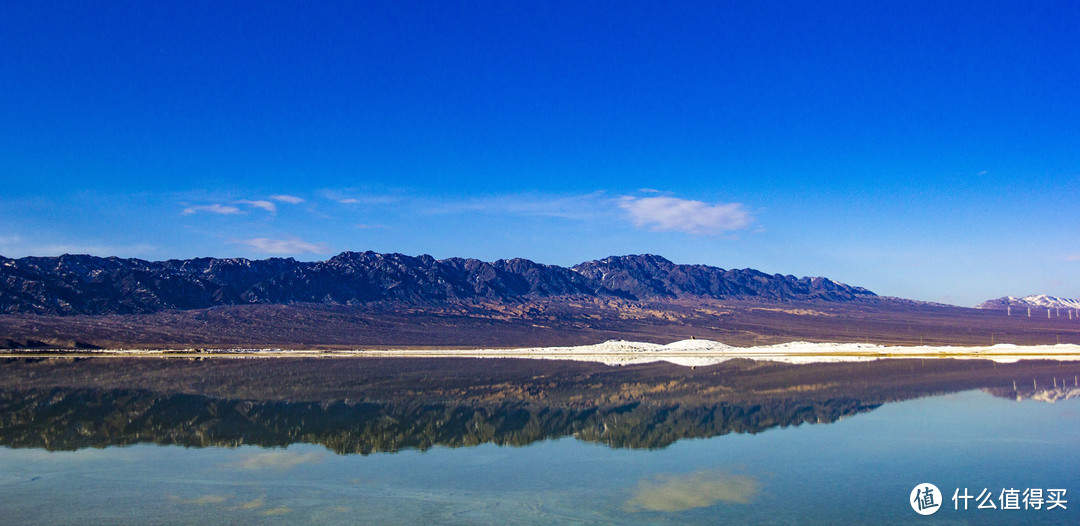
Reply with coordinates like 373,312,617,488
0,252,875,315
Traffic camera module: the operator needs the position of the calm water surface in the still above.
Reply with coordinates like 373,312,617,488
1,357,1078,524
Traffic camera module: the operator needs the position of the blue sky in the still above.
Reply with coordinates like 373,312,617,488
1,1,1077,306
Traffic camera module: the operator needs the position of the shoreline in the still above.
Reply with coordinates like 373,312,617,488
5,339,1080,366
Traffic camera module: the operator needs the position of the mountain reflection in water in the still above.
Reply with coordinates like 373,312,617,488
1,357,1078,453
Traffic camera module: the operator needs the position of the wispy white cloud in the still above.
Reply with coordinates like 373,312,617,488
339,196,399,205
618,195,753,235
310,189,756,239
356,223,386,229
321,190,401,205
182,204,243,215
270,195,305,204
426,192,609,220
322,189,610,220
1066,254,1080,262
234,237,329,255
237,200,277,214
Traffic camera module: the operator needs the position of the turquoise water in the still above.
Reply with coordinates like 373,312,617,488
2,389,1077,525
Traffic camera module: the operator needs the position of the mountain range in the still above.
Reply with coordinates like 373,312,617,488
0,252,877,315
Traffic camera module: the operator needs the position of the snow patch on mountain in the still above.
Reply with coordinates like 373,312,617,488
979,294,1080,310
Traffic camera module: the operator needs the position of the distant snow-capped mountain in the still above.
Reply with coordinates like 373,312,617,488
978,294,1080,310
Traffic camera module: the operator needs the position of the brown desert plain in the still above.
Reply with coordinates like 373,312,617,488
2,297,1078,352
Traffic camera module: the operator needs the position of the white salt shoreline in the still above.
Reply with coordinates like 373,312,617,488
350,339,1080,366
8,339,1080,366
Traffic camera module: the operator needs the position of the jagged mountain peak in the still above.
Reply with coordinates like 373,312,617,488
573,255,873,302
587,254,677,268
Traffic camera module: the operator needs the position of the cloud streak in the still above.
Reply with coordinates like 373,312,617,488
182,204,242,215
618,195,753,235
271,195,305,204
184,197,306,216
319,189,405,205
426,192,609,220
234,237,329,255
237,200,277,213
317,190,757,237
